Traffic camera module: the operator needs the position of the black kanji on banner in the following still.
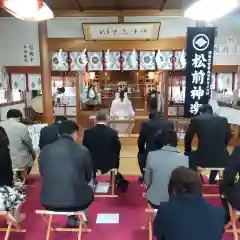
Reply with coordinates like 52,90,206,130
184,27,216,117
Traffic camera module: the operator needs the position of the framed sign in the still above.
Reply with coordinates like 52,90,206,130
82,23,161,41
184,27,216,117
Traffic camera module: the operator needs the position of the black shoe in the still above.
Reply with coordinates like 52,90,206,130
138,177,144,184
63,223,79,228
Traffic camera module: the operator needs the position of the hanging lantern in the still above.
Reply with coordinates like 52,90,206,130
120,52,124,72
170,51,177,104
67,52,72,72
80,49,88,70
103,50,109,73
137,52,140,72
3,0,54,21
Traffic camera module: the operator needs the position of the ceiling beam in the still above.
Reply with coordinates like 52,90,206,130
5,65,238,74
47,37,186,52
160,0,168,11
54,9,183,17
74,0,83,12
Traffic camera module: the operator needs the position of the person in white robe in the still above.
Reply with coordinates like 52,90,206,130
110,91,135,118
209,91,220,115
109,91,135,134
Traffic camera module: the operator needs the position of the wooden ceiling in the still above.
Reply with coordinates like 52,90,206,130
0,0,193,17
44,0,189,11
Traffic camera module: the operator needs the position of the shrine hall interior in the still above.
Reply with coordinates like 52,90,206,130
0,0,240,175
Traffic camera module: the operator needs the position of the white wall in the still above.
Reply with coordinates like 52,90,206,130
0,16,240,66
212,18,240,65
47,17,118,37
0,102,25,120
0,19,39,66
125,16,195,37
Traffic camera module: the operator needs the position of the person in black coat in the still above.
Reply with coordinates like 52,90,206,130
83,111,121,182
153,166,225,240
39,115,67,150
0,126,13,187
185,104,231,184
39,120,93,226
220,145,240,223
138,105,174,181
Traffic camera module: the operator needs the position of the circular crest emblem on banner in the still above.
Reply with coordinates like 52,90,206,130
192,33,209,51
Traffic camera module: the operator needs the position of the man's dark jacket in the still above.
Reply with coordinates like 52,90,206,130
222,146,240,210
153,194,225,240
184,113,231,167
39,122,60,150
138,116,174,154
83,124,121,174
39,135,93,209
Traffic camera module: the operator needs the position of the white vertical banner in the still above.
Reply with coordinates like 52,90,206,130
11,74,26,90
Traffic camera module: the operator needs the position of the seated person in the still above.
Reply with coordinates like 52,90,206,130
138,103,174,181
0,109,35,175
147,89,159,112
184,104,231,184
145,129,188,208
39,120,93,226
0,126,26,221
39,115,67,150
83,112,121,184
220,145,240,223
110,90,135,117
154,167,225,240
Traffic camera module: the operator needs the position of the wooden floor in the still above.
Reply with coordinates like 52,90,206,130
31,144,234,175
32,146,140,175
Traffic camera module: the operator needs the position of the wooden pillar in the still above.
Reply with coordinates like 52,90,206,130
163,72,169,120
38,21,53,124
104,73,108,88
136,72,140,92
75,75,81,127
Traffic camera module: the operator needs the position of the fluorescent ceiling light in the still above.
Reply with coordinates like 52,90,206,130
184,0,238,21
4,0,41,18
4,0,54,21
33,3,54,21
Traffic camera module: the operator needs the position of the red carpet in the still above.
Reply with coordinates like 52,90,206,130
0,176,236,239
